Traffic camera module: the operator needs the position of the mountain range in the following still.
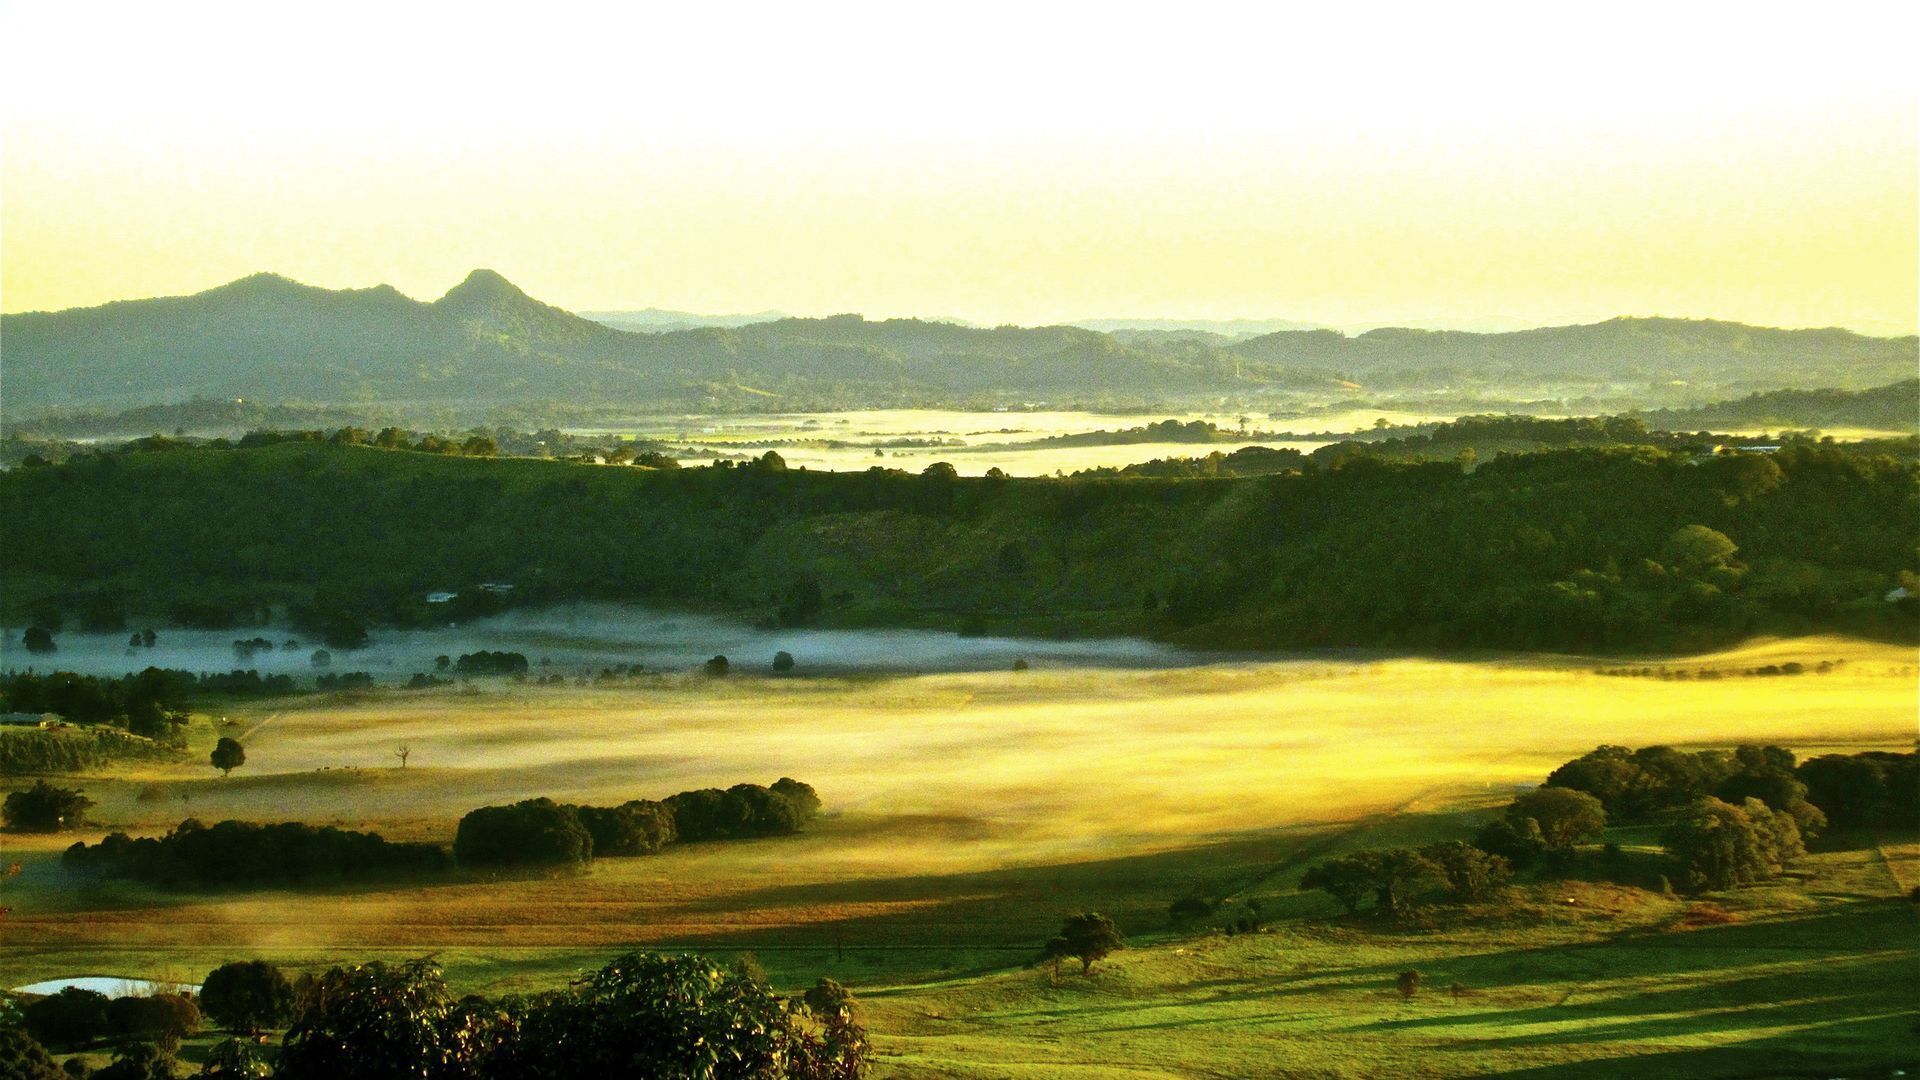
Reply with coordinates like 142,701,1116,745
4,270,1914,414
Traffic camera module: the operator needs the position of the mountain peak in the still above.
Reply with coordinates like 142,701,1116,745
438,268,530,308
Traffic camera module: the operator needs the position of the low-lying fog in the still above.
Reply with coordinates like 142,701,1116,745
0,604,1196,683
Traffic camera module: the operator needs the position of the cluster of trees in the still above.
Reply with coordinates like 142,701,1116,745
61,819,450,889
1300,745,1917,911
1662,796,1808,892
451,651,529,676
455,779,820,869
1795,751,1918,828
49,779,820,889
0,669,193,741
1300,840,1516,917
4,439,1911,653
1076,445,1307,479
1544,744,1840,835
19,987,202,1054
3,779,95,831
5,952,868,1079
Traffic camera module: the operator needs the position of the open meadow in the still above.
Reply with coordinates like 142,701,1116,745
3,636,1915,1076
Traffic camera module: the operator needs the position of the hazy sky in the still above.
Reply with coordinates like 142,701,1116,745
3,1,1915,332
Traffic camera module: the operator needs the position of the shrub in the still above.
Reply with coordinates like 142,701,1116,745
0,1025,63,1079
1168,896,1214,926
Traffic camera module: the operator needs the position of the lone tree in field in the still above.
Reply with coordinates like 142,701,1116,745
3,781,93,832
211,737,246,777
1051,912,1125,975
395,744,411,769
200,960,294,1034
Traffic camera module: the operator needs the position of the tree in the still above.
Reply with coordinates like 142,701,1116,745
1473,816,1549,868
395,744,411,769
704,655,730,676
770,777,822,820
23,626,56,654
275,959,485,1080
1052,912,1124,974
1418,841,1512,902
569,801,675,856
210,738,246,777
485,952,867,1079
772,651,796,673
23,987,111,1048
4,780,94,832
200,960,294,1034
454,799,594,869
107,993,200,1053
1663,796,1803,892
1301,849,1444,917
1504,787,1606,850
1300,854,1376,914
1663,524,1741,575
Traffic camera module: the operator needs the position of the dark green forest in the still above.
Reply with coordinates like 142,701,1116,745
2,439,1914,652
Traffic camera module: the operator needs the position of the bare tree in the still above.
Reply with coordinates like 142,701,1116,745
395,744,411,769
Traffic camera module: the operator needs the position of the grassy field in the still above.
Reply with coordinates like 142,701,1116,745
2,635,1915,1076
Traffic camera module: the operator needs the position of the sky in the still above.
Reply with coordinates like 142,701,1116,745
2,1,1916,333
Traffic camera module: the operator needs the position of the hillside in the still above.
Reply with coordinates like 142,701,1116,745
2,440,1913,653
1634,379,1920,433
4,273,1913,413
1236,318,1918,391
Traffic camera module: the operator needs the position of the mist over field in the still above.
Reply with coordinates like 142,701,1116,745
0,603,1195,683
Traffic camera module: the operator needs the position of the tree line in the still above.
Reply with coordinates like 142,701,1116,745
455,779,821,869
3,439,1912,653
45,778,822,888
6,952,868,1079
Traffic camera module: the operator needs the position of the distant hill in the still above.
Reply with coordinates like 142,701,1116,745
582,308,789,332
1632,380,1919,434
1232,320,1918,392
4,271,1912,413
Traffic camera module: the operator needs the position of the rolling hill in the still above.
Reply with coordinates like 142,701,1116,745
3,272,1913,413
